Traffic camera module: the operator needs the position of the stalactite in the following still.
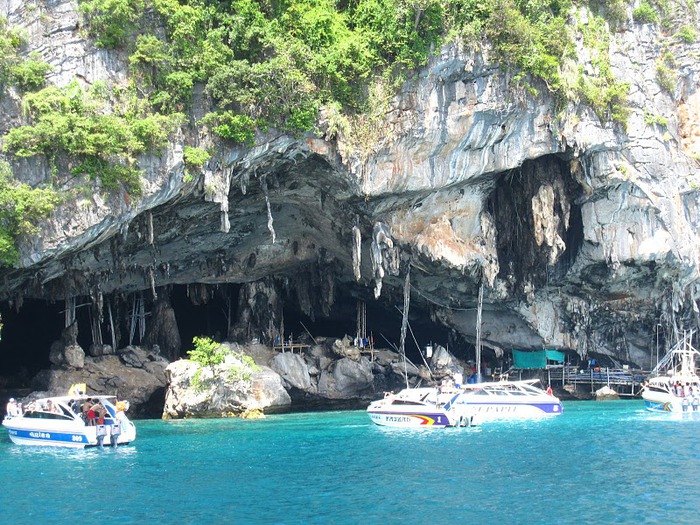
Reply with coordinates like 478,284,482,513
119,221,129,240
322,270,334,317
204,166,232,233
147,212,154,244
65,296,76,328
90,302,103,346
240,171,249,195
149,266,157,300
370,222,399,299
352,223,362,282
221,167,232,233
261,176,276,244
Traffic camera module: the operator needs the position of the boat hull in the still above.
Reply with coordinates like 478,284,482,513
367,409,468,428
366,387,474,428
454,381,563,422
3,393,137,448
641,392,700,414
3,418,135,448
459,400,563,421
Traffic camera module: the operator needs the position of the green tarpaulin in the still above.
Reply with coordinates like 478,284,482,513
545,349,565,363
513,350,546,369
512,349,565,369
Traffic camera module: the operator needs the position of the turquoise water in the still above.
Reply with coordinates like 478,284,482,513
1,400,699,524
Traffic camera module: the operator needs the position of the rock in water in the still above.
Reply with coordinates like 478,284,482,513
595,386,620,401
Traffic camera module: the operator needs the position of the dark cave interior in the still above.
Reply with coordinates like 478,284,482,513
0,284,461,389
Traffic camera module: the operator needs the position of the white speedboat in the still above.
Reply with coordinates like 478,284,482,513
2,394,136,448
367,387,475,428
641,332,700,414
453,379,562,421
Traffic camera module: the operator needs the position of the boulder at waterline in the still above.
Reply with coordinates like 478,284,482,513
162,353,292,419
595,386,620,401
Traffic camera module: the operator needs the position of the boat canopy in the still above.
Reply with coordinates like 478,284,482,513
512,350,563,369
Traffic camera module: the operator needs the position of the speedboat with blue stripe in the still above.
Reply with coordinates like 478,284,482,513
453,379,562,421
2,395,136,448
367,387,476,428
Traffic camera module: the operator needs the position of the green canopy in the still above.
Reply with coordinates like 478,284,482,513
512,349,565,369
545,349,565,363
512,350,546,369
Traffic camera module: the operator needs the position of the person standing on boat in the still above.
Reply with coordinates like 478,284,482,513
81,398,92,422
86,403,97,426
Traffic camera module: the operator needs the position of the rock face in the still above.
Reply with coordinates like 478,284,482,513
162,338,447,418
29,345,169,418
162,359,292,419
1,0,700,378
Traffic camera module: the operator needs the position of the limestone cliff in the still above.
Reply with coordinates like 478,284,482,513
1,0,700,374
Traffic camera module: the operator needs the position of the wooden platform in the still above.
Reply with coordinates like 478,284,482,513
546,366,647,396
273,343,309,354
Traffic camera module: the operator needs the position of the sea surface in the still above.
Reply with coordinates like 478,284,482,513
1,400,699,524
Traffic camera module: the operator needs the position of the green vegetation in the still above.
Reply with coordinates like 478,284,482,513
577,11,630,127
656,51,677,93
675,24,697,43
2,80,181,194
1,17,52,90
187,336,260,391
188,336,229,373
644,110,668,127
1,0,696,264
633,2,658,24
10,51,52,90
183,146,210,169
78,0,145,48
0,160,58,266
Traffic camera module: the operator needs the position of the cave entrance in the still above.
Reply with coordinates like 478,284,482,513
0,283,472,390
0,300,63,387
280,289,453,364
487,154,584,294
170,284,240,357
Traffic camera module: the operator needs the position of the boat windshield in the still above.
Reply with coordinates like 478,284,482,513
470,383,543,396
391,399,425,406
22,409,74,421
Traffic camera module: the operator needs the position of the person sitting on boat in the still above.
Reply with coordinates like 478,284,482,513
5,398,18,418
